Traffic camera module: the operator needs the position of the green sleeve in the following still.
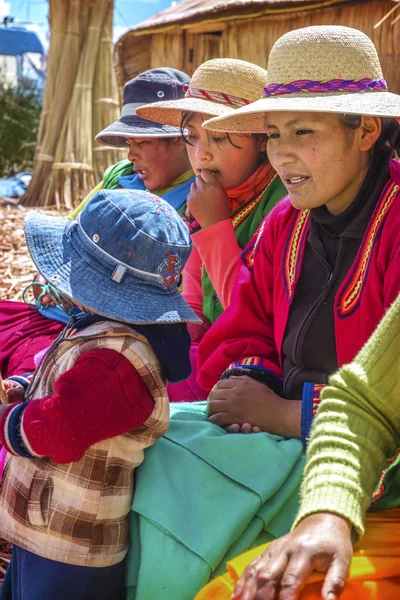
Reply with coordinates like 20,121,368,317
68,181,104,220
294,294,400,537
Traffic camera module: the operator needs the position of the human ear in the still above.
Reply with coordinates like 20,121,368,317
359,116,381,151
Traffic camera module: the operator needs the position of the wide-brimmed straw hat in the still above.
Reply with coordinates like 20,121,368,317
95,68,190,147
135,58,268,127
24,189,201,325
203,26,400,134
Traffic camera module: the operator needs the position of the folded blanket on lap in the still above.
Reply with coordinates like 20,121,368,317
126,402,305,600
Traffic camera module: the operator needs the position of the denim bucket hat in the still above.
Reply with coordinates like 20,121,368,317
96,68,190,147
24,189,201,325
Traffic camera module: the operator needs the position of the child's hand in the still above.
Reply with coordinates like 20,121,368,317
3,379,25,404
187,169,231,230
207,376,301,439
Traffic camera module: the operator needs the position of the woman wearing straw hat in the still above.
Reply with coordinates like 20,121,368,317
192,24,400,599
136,58,287,402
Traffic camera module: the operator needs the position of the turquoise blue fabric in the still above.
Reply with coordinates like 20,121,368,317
126,402,305,600
118,172,195,212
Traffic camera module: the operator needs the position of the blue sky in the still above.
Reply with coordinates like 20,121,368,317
6,0,172,43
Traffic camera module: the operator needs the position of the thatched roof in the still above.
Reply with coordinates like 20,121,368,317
131,0,354,32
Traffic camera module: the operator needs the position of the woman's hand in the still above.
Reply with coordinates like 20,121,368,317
233,513,353,600
207,376,301,439
187,169,231,229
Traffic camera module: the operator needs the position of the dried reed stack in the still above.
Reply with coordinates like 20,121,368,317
23,0,81,207
22,0,120,209
92,3,125,183
36,0,69,151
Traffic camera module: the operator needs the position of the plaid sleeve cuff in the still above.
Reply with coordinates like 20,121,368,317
7,374,33,391
1,402,34,458
301,383,326,448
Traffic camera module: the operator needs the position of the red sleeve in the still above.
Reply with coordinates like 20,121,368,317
197,211,284,393
191,219,242,310
20,349,155,464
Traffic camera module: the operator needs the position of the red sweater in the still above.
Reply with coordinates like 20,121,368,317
0,349,154,464
198,160,400,395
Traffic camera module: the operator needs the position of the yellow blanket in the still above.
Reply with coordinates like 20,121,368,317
195,509,400,600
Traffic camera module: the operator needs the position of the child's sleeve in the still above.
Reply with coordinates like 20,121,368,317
191,219,241,310
182,245,211,342
0,349,154,464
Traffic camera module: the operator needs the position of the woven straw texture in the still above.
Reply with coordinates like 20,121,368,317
136,58,268,127
204,26,400,133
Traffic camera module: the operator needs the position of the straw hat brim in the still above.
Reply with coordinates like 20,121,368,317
136,97,238,128
203,91,400,133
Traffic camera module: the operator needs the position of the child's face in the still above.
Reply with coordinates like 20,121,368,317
185,113,264,191
265,111,377,215
125,137,188,191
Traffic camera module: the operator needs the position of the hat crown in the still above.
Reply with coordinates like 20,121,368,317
77,189,190,291
266,26,383,86
123,67,190,107
190,58,268,103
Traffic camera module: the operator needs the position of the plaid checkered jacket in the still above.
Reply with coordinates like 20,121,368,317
0,321,169,567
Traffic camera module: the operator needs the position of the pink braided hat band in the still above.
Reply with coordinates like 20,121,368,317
263,78,388,97
183,85,251,108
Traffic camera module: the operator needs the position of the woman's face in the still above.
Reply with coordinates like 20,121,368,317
265,111,376,215
185,113,264,190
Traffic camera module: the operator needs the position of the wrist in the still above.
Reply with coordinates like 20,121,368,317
197,215,229,230
278,399,302,439
297,512,353,535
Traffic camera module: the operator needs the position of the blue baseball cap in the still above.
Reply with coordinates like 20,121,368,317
96,68,190,147
24,189,201,325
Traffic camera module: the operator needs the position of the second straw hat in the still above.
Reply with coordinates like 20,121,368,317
135,58,268,127
204,26,400,133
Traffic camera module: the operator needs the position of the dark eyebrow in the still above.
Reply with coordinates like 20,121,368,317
266,116,322,128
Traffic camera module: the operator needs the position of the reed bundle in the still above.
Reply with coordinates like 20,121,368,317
23,0,121,210
92,3,125,183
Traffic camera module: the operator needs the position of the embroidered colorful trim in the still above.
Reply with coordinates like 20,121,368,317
183,85,251,108
263,78,388,97
282,209,310,303
228,357,265,369
337,181,399,319
372,447,400,504
312,384,326,417
242,219,266,270
232,174,277,231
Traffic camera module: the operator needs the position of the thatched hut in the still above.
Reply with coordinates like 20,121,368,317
114,0,400,96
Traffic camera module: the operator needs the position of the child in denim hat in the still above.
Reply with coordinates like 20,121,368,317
0,188,199,600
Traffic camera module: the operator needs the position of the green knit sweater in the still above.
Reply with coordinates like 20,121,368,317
294,294,400,537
